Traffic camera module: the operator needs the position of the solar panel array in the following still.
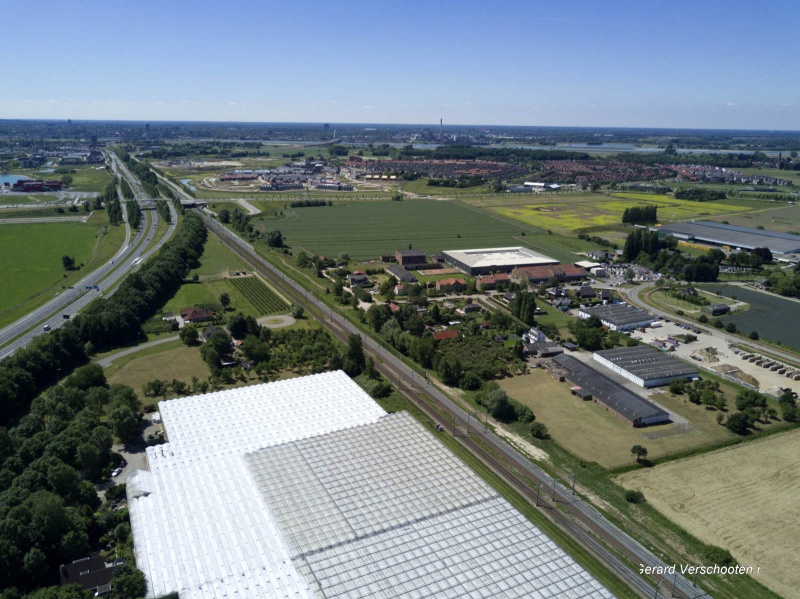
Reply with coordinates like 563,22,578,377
247,413,613,599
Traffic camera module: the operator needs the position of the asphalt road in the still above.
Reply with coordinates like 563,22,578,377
0,152,178,360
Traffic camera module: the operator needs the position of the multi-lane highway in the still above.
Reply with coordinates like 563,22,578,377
196,211,712,599
0,152,177,360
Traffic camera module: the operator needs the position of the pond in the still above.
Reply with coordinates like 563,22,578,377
703,284,800,349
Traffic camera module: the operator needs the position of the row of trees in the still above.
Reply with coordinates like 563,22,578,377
675,188,727,201
621,205,657,224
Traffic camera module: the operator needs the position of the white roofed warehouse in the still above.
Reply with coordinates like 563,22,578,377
126,371,613,598
593,346,699,388
443,246,558,275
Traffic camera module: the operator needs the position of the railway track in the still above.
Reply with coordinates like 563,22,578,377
197,209,712,599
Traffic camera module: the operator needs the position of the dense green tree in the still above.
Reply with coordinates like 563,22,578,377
631,444,648,462
179,324,199,346
61,256,75,270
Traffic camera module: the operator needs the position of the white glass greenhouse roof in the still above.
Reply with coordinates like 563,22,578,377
247,412,612,599
128,372,612,598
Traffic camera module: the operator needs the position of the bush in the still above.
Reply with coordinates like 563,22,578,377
698,314,708,323
369,382,392,399
530,422,550,440
624,490,645,504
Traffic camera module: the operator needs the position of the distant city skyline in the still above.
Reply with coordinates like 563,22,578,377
4,0,799,130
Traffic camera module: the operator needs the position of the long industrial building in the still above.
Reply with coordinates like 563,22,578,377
593,346,699,388
127,371,613,598
443,246,557,275
577,303,654,331
653,221,800,255
553,354,670,426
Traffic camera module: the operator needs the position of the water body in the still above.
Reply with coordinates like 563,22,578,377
180,178,197,191
0,174,30,185
702,284,800,349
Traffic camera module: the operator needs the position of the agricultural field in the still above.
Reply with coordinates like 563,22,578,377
617,429,800,599
266,198,594,262
230,276,289,315
493,193,759,234
702,284,800,349
703,202,800,233
162,276,286,319
0,212,124,323
500,369,735,468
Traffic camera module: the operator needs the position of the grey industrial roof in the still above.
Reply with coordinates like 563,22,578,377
385,264,417,282
553,354,669,423
247,412,612,598
655,221,800,254
581,304,653,326
594,346,698,381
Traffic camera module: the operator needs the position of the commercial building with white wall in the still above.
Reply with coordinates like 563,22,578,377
593,346,699,388
443,246,557,275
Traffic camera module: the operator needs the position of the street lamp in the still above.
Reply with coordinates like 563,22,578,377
653,579,663,599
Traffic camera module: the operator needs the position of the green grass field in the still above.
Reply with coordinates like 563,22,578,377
0,194,61,206
400,178,491,196
500,369,737,468
106,342,212,403
0,207,93,220
0,212,125,324
265,198,594,261
494,193,759,234
20,165,112,192
701,202,800,233
190,231,251,277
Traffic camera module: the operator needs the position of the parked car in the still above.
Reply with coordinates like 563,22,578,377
111,467,123,477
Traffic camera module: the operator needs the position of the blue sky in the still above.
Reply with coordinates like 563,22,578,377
4,0,799,129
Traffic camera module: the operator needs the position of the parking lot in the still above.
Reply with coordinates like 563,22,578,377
630,320,799,396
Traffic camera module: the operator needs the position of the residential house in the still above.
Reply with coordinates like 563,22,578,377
347,271,369,286
59,554,120,596
435,278,467,292
476,273,510,290
577,285,596,299
180,307,214,324
394,283,408,296
433,330,459,342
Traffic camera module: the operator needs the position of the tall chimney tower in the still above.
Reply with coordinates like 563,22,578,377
440,118,443,138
